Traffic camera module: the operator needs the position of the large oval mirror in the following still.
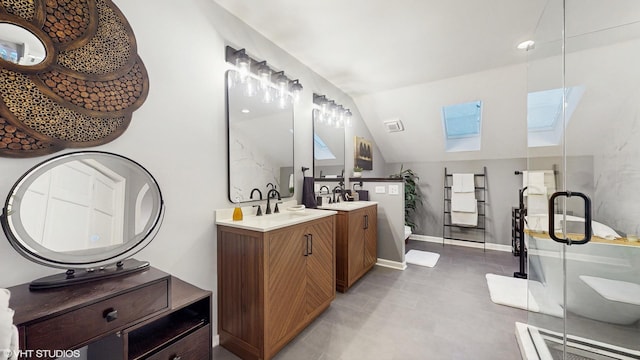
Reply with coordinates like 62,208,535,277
226,69,295,202
1,151,164,277
0,22,47,66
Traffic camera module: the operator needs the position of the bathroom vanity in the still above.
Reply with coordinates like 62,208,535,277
216,207,336,360
8,267,212,360
319,202,378,292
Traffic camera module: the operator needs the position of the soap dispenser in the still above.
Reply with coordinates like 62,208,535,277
232,197,243,221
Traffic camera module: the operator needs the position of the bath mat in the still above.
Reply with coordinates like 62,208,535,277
485,274,563,317
405,250,440,267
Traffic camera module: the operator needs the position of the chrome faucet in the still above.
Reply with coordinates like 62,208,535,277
266,189,281,214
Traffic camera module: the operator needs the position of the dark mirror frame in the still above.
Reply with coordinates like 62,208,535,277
0,151,164,289
312,108,346,180
225,69,295,204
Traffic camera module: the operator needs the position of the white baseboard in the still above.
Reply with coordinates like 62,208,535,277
376,258,407,271
408,234,512,252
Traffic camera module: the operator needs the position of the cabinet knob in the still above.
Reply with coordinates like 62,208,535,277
171,356,182,360
103,308,118,322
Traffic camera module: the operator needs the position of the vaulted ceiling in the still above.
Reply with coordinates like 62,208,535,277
213,0,640,163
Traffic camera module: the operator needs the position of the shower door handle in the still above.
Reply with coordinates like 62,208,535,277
548,191,592,245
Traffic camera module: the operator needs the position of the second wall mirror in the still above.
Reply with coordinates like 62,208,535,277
313,95,346,180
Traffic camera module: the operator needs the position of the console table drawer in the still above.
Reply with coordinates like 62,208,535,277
25,279,169,351
146,324,210,360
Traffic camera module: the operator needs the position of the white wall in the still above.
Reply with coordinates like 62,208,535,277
0,0,386,345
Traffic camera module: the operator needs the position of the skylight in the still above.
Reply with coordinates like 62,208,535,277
441,100,482,152
313,133,336,160
527,86,584,147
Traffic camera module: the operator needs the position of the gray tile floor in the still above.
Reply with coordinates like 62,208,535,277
213,240,527,360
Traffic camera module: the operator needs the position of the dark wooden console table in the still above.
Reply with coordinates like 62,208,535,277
8,267,211,360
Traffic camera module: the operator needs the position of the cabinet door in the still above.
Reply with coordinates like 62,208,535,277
347,208,365,285
305,218,335,316
265,225,307,348
364,206,378,269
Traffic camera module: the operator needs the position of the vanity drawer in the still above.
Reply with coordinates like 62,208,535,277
25,279,169,351
146,324,211,360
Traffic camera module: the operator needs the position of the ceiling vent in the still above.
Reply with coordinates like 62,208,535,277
384,119,404,133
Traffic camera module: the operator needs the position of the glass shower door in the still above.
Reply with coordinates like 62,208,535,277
526,0,640,359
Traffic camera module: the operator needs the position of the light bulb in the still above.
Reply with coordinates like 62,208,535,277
235,52,250,83
291,81,303,103
244,77,257,97
344,109,352,127
262,86,273,104
257,63,271,91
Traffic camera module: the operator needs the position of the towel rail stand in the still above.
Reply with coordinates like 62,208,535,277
511,164,557,278
442,167,487,251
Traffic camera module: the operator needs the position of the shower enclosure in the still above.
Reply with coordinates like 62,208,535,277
522,0,640,359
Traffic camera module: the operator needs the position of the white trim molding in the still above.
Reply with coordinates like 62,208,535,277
376,258,407,271
408,234,512,253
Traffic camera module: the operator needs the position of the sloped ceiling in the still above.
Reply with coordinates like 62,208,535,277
213,0,640,163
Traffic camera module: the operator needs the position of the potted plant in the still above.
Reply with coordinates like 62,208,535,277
389,165,421,234
353,166,363,177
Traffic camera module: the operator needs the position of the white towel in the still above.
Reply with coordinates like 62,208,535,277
0,308,14,360
523,170,555,195
452,173,475,193
0,289,8,310
8,325,17,360
451,208,478,226
527,188,549,216
451,192,477,212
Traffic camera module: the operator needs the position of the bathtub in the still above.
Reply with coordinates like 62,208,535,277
526,214,640,325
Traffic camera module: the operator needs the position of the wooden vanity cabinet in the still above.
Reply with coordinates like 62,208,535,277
9,267,212,360
217,215,336,360
336,203,378,292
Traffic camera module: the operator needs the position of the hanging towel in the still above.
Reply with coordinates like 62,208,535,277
451,173,477,225
453,173,475,193
523,170,555,195
302,177,317,209
527,187,549,216
0,288,17,360
451,206,478,226
451,192,477,212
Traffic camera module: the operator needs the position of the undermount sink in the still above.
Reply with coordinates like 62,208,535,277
317,201,377,211
216,203,336,232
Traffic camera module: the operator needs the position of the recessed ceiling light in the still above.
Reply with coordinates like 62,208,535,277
241,108,250,113
517,40,535,51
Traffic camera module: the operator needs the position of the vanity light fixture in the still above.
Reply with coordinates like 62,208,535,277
313,93,352,128
225,46,303,109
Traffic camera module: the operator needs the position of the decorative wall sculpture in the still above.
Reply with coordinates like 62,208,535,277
0,0,148,157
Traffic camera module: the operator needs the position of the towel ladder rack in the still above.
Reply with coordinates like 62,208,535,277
442,167,487,251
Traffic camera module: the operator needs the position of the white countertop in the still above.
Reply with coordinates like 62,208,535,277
216,201,337,232
317,201,378,212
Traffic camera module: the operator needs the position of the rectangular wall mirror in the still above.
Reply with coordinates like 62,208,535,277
313,108,345,179
227,69,294,203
